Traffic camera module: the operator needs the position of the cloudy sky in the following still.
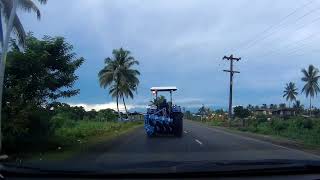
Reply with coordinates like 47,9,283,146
19,0,320,111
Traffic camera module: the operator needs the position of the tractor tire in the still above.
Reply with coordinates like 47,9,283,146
173,112,183,137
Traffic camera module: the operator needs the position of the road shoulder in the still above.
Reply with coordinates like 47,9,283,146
18,123,143,163
190,120,320,156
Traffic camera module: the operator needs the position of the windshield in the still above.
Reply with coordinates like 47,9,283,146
1,0,320,174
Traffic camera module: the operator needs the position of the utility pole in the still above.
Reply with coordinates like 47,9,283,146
222,54,241,120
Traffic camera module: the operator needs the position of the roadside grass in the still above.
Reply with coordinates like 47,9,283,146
192,116,320,148
11,121,143,162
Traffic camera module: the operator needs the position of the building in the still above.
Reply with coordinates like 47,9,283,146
253,109,273,115
272,108,296,116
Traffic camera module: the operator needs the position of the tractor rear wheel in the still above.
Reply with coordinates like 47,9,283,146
173,112,183,137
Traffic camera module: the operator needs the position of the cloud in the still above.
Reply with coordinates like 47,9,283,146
67,102,146,111
21,0,320,108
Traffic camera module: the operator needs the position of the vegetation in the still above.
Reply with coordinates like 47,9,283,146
293,100,304,115
0,35,142,157
301,65,320,116
197,104,213,118
238,116,320,146
195,114,320,147
98,48,140,119
183,105,226,121
283,82,298,107
150,95,167,106
233,106,251,119
0,0,47,153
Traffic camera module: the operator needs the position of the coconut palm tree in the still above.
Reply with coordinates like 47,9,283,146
293,100,304,114
0,0,47,152
119,63,139,118
119,80,138,119
301,65,320,116
283,82,298,108
98,48,140,119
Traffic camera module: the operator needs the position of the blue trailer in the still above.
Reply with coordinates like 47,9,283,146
144,87,183,137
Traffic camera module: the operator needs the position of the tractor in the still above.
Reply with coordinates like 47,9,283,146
144,86,183,137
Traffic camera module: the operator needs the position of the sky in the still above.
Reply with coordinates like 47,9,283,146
19,0,320,112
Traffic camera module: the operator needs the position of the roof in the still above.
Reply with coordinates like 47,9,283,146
150,86,177,91
272,108,296,112
254,109,271,112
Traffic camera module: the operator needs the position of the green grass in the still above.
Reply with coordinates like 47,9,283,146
53,121,140,145
14,121,143,162
194,116,320,147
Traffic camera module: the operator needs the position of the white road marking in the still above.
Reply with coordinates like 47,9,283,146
189,120,320,159
195,139,203,145
184,130,188,133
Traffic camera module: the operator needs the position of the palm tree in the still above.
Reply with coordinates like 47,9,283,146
119,81,138,119
269,104,277,109
261,104,267,109
283,82,298,108
198,104,207,120
293,100,304,114
301,65,320,116
0,0,47,152
150,95,166,106
108,83,122,119
98,48,140,119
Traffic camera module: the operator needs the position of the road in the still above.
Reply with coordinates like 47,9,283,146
62,119,320,170
24,120,320,171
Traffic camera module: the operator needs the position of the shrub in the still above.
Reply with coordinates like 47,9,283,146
50,112,76,130
270,119,288,132
256,122,272,134
209,119,226,126
293,118,313,129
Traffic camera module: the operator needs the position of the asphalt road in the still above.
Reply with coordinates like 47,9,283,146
65,119,320,169
23,119,320,172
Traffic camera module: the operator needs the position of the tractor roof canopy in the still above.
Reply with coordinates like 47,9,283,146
150,86,177,92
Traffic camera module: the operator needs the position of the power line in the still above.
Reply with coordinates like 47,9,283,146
245,30,320,60
255,14,320,56
239,4,320,55
229,0,314,55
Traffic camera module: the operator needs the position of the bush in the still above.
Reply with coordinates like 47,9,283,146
270,119,288,132
50,112,76,130
209,119,226,126
256,122,272,134
53,121,141,146
293,118,313,129
3,106,54,153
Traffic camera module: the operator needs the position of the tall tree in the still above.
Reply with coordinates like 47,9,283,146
293,100,304,115
233,106,251,119
3,35,83,150
279,103,286,109
283,82,298,108
261,104,267,109
98,48,140,120
269,104,277,109
301,65,320,116
198,104,208,120
118,61,139,117
0,0,47,152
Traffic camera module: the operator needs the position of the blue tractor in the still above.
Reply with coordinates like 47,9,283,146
144,86,184,137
